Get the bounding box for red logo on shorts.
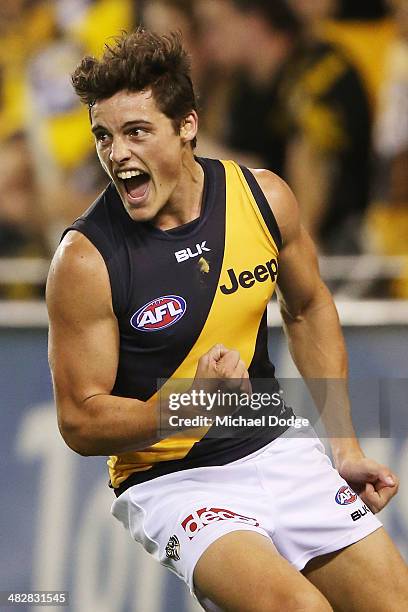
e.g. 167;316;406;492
181;507;259;539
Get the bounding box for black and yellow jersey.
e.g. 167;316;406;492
64;158;291;493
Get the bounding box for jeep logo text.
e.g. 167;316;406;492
220;258;278;295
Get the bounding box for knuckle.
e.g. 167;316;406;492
198;354;209;369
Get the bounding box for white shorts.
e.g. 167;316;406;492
111;426;382;610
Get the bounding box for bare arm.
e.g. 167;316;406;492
251;169;361;463
250;169;399;511
47;231;163;456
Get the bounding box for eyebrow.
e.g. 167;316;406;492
91;120;153;135
91;125;105;135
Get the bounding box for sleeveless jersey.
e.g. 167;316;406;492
63;158;292;494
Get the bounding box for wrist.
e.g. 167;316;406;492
330;438;365;470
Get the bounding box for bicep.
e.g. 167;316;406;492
249;167;331;317
250;168;326;316
276;224;327;319
46;233;119;417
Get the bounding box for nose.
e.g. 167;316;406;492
109;136;131;164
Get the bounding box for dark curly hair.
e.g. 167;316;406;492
71;28;198;146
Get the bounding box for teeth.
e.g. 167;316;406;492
117;169;144;180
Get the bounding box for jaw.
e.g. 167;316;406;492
114;168;183;224
110;152;201;224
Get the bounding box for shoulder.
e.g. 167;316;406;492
49;230;106;281
248;168;300;248
46;230;112;319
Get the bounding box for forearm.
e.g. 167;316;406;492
58;387;217;456
280;286;363;465
58;393;164;456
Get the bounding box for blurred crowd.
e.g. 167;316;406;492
0;0;407;298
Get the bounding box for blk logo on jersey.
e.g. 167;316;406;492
130;295;187;332
174;241;211;263
335;485;358;505
181;507;259;540
220;258;278;295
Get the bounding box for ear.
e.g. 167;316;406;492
180;111;198;143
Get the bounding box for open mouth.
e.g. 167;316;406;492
118;170;151;203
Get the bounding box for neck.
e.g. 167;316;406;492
154;150;204;231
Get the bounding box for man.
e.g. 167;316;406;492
46;29;408;611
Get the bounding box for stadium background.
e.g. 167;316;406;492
0;1;407;611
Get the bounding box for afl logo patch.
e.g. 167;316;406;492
130;295;187;332
335;485;357;505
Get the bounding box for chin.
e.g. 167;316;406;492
125;204;157;223
126;208;151;222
